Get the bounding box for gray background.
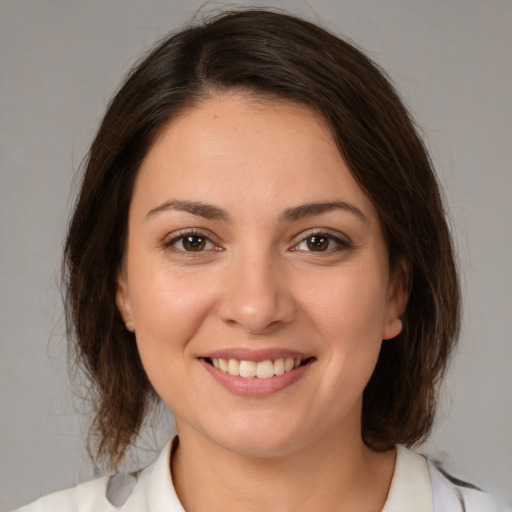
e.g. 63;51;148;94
1;0;510;509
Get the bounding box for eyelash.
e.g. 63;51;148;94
164;229;221;256
164;229;351;257
291;231;351;254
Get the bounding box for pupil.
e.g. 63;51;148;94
307;236;328;251
184;236;205;251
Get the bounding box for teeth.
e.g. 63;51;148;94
256;359;274;379
239;360;257;378
209;357;304;379
227;358;240;375
274;358;285;375
219;358;229;372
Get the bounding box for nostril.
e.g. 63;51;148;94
216;275;296;334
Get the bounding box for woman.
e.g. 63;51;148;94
15;9;509;512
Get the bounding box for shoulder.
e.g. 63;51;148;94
12;455;157;512
13;475;111;512
12;439;181;512
427;457;511;512
388;446;510;512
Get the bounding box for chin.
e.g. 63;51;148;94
204;413;309;459
219;433;301;459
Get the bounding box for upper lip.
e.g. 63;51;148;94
199;348;313;362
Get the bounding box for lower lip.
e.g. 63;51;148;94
199;359;312;397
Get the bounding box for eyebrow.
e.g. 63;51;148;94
146;200;230;221
281;201;368;223
145;199;367;224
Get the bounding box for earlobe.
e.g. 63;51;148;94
382;317;403;340
383;259;410;340
116;270;135;331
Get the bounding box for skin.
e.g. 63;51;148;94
116;94;407;511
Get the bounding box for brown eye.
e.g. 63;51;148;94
181;235;207;251
306;235;330;251
292;232;349;254
166;230;220;255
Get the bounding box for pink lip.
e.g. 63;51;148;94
199;357;314;397
199;348;312;362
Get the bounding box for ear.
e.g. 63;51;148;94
116;268;135;332
382;259;410;340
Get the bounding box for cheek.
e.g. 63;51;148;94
129;266;220;407
293;264;389;426
300;264;389;347
128;259;218;358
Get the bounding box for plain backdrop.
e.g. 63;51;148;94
1;0;511;509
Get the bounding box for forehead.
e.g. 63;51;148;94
132;93;379;225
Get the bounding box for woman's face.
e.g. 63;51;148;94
116;94;404;457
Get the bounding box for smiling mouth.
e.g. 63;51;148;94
203;357;312;379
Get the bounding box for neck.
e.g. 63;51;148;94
171;423;396;512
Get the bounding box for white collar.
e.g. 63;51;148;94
382;445;433;512
146;436;184;512
140;439;433;512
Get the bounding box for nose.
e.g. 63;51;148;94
216;252;296;334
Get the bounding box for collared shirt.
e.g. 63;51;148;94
382;445;433;511
14;438;509;511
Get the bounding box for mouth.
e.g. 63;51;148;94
202;356;312;379
199;352;315;397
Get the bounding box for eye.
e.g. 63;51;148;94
303;235;331;251
165;231;217;253
292;232;349;253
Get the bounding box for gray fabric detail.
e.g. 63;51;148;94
434;464;481;491
106;472;138;507
428;459;464;511
454;486;467;512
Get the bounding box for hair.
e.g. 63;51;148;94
63;9;460;469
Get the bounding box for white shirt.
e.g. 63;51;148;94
14;439;509;511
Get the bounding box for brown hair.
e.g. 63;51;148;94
63;9;460;468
